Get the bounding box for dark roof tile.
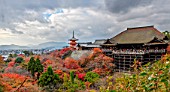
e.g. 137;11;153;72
110;26;165;44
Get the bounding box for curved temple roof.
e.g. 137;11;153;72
110;26;165;44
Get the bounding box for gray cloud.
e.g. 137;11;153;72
0;0;170;45
104;0;153;13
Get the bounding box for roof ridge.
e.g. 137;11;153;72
127;25;154;30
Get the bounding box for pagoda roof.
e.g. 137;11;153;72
69;31;78;41
69;37;78;41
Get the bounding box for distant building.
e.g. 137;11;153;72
77;39;106;50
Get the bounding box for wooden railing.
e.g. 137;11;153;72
102;49;166;54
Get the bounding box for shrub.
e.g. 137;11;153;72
84;72;99;83
59;73;86;92
77;73;86;81
0;84;3;92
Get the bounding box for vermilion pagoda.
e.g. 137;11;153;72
69;31;78;49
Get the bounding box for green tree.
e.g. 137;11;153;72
28;57;43;79
29;51;34;56
13;54;17;58
38;66;60;89
15;57;24;63
8;54;13;58
70;71;74;84
28;57;36;78
163;31;170;39
35;58;43;79
23;50;30;57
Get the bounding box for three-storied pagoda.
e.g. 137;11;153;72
69;31;78;50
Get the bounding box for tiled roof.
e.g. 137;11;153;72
110;26;165;44
93;39;106;45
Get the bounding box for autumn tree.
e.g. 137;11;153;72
0;55;5;72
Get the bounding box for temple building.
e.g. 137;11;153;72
73;25;169;72
101;25;169;72
69;31;78;50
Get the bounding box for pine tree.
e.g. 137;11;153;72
35;58;43;79
28;57;43;79
38;66;60;89
28;57;36;78
70;71;74;83
15;57;24;63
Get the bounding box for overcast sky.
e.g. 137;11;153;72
0;0;170;45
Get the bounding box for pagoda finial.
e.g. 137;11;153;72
72;30;75;38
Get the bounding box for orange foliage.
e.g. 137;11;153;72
92;68;103;75
1;81;13;91
0;55;4;69
64;58;80;69
0;55;3;62
54;69;63;75
78;48;115;75
103;55;114;61
167;45;170;53
76;68;84;73
93;68;111;76
88;48;103;59
24;57;31;63
8;61;15;67
93;48;102;53
0;73;34;92
50;50;60;57
43;59;52;65
2;73;26;82
50;48;71;58
59;48;71;55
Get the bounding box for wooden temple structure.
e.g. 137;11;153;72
77;25;169;72
101;26;169;72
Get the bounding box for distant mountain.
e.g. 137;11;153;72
0;44;30;50
0;42;68;50
32;41;68;49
